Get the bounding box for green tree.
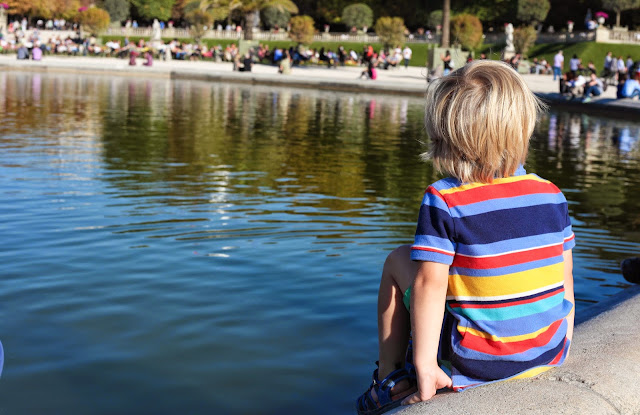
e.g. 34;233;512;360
602;0;640;27
262;5;290;29
513;24;537;56
450;13;483;51
341;3;373;30
374;16;406;49
98;0;130;23
289;14;314;44
224;0;299;40
517;0;550;26
184;0;228;41
427;10;442;30
131;0;176;21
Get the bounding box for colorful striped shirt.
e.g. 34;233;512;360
410;166;575;391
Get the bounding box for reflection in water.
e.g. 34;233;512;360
0;72;639;414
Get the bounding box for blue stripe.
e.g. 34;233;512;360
449;255;564;277
411;248;455;265
451;301;572;337
422;189;450;211
449;193;567;218
450;333;566;381
450;292;565;322
455;231;566;257
450;319;567;365
413;234;455;252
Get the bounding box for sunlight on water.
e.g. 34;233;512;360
0;72;639;414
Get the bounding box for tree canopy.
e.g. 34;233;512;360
516;0;550;25
601;0;640;27
374;16;405;48
341;3;373;30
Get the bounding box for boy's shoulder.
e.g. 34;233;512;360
426;172;564;196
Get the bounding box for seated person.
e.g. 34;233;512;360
617;73;628;98
143;51;153;66
619;73;640;99
238;53;253;72
17;45;29;60
582;72;603;102
31;46;42;61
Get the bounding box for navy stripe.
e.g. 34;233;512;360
415;204;455;239
448;286;563;307
451;338;565;381
453;203;567;245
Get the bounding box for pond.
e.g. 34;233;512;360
0;72;639;414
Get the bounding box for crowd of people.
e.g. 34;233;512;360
552;49;640;102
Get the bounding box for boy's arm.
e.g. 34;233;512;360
402;261;452;405
564;250;575;346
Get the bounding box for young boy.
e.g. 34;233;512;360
356;60;575;414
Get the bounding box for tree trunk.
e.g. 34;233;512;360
243;10;260;40
442;0;450;47
616;11;621;27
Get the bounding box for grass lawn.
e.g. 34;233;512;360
100;35;435;67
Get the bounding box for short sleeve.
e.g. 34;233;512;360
411;186;456;265
562;203;576;251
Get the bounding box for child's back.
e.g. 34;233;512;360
413;170;574;389
356;60;575;415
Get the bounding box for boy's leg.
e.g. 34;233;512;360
377;244;418;380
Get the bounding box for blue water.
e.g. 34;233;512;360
0;72;639;414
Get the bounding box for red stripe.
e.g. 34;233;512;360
425;186;446;202
452;244;563;269
449;287;564;309
443;180;559;207
549;339;566;365
412;246;455;257
460;319;563;356
564;234;575;242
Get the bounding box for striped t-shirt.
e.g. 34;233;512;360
410;166;575;391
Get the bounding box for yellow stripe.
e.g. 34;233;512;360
510;365;552;380
461;321;555;343
438;175;549;195
448;262;564;298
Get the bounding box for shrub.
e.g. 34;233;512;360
289;15;315;45
428;10;442;30
517;0;550;25
450;14;483;51
262;6;291;30
374;17;406;49
79;7;111;34
513;25;537;56
341;3;373;30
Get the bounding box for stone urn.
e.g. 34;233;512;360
597;16;605;25
567;22;574;33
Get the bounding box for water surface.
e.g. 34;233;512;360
0;72;639;414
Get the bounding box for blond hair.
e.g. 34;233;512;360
423;60;545;183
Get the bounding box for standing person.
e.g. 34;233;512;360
355;60;575;414
402;45;412;69
626;55;634;74
569;54;581;76
553;50;564;81
442;50;453;76
603;51;613;77
617;55;626;77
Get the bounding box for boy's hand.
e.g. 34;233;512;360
401;365;452;405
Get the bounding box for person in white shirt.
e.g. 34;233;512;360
403;46;412;69
617;55;627;75
553;50;564;81
569;54;581;75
